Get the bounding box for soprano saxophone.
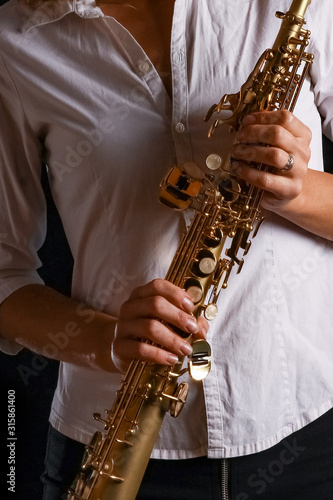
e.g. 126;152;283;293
68;1;313;498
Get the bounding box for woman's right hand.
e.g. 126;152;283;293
111;279;209;372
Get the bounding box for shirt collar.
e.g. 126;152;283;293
22;0;103;32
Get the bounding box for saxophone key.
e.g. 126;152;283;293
81;432;103;469
243;240;252;256
135;382;153;400
236;259;245;274
168;368;188;378
160;392;181;402
98;460;125;482
213;259;234;296
184;278;204;304
198;256;216;275
108;474;125;483
275;11;286;19
204;103;219;122
67;471;91;499
188;340;211;380
202;227;223;248
204;303;218;321
159;166;202;210
218;177;241;202
206;153;223;171
169;382;189;418
93;413;109;429
125;426;138;437
73;472;86;494
116;438;134;447
192;249;217;277
252;216;265;238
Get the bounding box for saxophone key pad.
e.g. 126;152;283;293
184;278;204;304
206;153;223;171
204;303;219;321
193;249;217;277
198;256;216;275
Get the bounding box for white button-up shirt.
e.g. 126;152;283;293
1;0;333;459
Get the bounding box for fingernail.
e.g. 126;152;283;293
166;353;179;365
186;318;199;333
180;342;193;356
182;296;194;312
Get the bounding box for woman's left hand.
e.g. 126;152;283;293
230;109;312;212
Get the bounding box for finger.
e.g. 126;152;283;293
236;112;312;162
114;337;180;366
120;294;199;335
112;317;209;369
240;110;312;141
129;279;195;313
231;143;294;173
230;161;303;203
113;315;209;368
115;316;194;357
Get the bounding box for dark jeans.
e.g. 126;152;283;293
42;409;333;500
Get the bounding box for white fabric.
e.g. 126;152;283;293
1;0;333;459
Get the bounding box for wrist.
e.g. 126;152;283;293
110;322;130;373
93;313;120;373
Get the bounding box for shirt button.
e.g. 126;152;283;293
138;60;150;74
175;122;185;134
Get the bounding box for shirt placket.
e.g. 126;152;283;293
170;0;195;229
171;0;192;166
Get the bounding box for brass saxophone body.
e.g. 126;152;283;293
68;1;313;498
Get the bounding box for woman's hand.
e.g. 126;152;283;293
230;109;312;212
111;279;209;372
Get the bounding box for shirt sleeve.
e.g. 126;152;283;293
0;54;47;354
308;1;333;140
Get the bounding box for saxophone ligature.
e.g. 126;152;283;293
68;1;313;498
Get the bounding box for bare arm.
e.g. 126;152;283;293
0;281;208;372
0;284;118;372
269;168;333;241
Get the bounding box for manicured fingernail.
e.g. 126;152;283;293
166;353;179;365
187;318;199;333
180;342;193;356
182;296;194;312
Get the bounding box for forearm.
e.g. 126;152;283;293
272;169;333;241
0;284;118;372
